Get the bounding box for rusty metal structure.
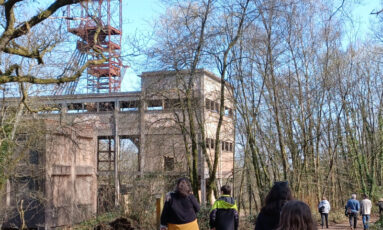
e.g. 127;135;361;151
55;0;124;95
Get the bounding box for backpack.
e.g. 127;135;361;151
347;207;352;214
319;206;325;213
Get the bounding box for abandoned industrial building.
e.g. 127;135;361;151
0;69;235;229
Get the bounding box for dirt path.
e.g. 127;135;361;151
318;216;379;230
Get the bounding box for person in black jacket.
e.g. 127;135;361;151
160;177;200;230
209;185;239;230
254;181;293;230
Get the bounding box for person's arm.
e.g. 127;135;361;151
190;195;200;213
328;201;331;211
210;208;217;229
234;209;239;230
160;198;171;229
254;212;263;230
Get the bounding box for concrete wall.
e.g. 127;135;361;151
1;69;235;228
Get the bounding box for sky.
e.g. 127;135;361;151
119;0;383;92
121;0;162;92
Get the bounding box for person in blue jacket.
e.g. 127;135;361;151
346;194;360;230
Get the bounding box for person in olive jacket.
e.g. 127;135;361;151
254;181;294;230
209;185;239;230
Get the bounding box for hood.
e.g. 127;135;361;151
211;195;238;210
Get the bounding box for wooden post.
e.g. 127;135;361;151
156;195;163;229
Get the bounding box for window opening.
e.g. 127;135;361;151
120;100;139;111
164;156;174;171
98;136;115;171
147;100;163;110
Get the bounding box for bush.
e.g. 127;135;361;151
197;205;211;229
371;216;383;230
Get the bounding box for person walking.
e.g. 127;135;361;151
378;198;383;216
276;200;317;230
160;177;200;230
209;185;239;230
254;181;293;230
360;194;372;230
346;194;360;230
318;196;331;229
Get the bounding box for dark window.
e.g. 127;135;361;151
205;138;210;148
164;156;174;171
84;102;97;112
16;133;27;142
147;100;163;110
165;99;182;109
28;178;41;191
29;150;39;164
67;103;84;113
120;100;140;111
211;139;215;149
98;136;115;171
205;99;211;110
99;102;115;111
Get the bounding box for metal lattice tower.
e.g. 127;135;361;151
66;0;123;94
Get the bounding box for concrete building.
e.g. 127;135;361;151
1;69;235;229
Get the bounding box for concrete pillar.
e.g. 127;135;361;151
114;107;120;207
139;97;146;175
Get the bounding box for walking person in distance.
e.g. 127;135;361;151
360;194;372;230
346;194;360;230
318;196;331;229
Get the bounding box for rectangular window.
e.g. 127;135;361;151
205;99;211;110
211;138;215;149
164;156;174;171
99;102;115;112
67;103;85;113
147;100;163;110
165;99;182;109
120;100;140;111
98;136;115;171
29;150;39;164
84;102;97;112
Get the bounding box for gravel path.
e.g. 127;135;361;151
318;216;378;230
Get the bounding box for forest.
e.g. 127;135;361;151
0;0;383;229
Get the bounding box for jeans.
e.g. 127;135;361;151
362;215;370;229
321;213;328;228
349;213;358;228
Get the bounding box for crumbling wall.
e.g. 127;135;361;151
44;118;97;228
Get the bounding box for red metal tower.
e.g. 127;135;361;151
66;0;123;94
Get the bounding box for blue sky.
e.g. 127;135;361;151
120;0;383;92
121;0;161;92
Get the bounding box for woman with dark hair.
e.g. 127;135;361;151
255;181;293;230
276;200;317;230
160;177;200;230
